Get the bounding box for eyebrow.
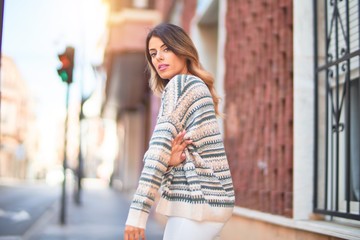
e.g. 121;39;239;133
149;43;166;52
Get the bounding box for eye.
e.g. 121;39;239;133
150;52;156;58
163;47;169;52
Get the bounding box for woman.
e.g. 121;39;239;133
124;23;235;240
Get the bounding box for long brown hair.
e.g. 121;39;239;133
145;23;221;116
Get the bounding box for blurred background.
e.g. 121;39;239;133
1;0;360;240
2;0;109;187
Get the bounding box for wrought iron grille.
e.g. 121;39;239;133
314;0;360;221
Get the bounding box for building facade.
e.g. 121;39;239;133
0;56;38;179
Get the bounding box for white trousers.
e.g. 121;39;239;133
163;217;224;240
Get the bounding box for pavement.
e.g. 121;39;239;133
22;179;165;240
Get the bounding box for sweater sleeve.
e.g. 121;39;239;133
125;77;183;229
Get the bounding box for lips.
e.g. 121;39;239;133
158;64;169;71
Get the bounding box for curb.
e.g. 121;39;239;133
22;201;59;240
0;237;23;240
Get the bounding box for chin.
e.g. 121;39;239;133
159;72;175;80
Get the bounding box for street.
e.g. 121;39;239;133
0;180;59;238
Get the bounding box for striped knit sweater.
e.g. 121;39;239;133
126;74;235;229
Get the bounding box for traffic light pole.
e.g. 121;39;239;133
57;45;75;224
74;97;84;205
60;82;70;225
0;0;5;134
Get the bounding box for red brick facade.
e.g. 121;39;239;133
224;0;294;217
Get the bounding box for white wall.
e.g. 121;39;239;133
190;0;226;134
293;0;315;220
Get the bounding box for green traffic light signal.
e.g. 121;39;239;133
58;69;69;82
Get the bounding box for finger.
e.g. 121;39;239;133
125;232;131;240
178;130;186;139
131;232;136;240
180;139;192;148
137;229;143;240
125;226;136;240
178;130;186;137
127;231;133;240
124;227;130;240
134;229;140;240
174;131;185;143
173;135;180;145
140;229;146;240
134;232;138;240
180;152;186;161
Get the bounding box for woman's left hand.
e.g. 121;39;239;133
169;130;192;166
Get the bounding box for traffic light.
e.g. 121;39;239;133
57;47;75;84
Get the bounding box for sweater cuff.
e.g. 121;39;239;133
125;208;149;229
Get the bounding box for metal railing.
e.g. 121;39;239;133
314;0;360;221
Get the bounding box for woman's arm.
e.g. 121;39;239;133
125;76;185;230
125;116;178;228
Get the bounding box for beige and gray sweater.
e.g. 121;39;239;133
126;74;235;229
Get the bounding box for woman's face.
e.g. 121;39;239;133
148;36;188;80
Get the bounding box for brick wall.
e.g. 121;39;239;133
224;0;294;217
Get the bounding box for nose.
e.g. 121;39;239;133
156;51;164;61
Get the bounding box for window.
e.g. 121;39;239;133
314;0;360;220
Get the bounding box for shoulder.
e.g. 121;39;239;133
166;74;206;89
175;75;208;94
162;75;211;106
163;75;184;97
184;75;206;88
182;75;210;98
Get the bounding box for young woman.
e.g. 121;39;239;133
124;23;235;240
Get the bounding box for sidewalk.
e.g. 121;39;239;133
24;179;165;240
